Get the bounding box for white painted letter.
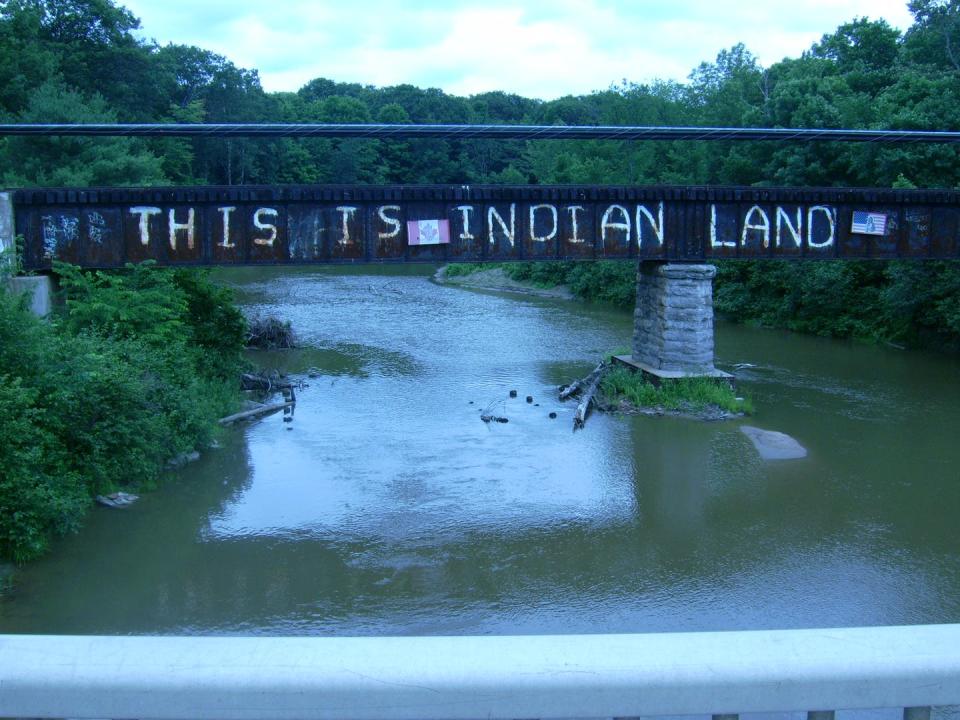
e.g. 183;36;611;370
168;208;196;251
636;202;664;248
529;204;558;243
567;206;586;244
253;208;278;246
455;205;475;241
710;204;737;248
336;206;358;246
601;205;631;248
218;206;236;248
129;206;160;246
776;206;802;248
377;205;401;239
807;206;836;248
741;205;771;248
488;204;516;247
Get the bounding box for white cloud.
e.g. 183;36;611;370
123;0;917;98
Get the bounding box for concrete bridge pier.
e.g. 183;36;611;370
617;261;732;383
1;191;54;317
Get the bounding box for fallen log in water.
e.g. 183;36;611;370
241;372;295;392
218;401;294;426
559;362;604;401
574;367;605;430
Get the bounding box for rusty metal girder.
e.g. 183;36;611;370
10;184;960;269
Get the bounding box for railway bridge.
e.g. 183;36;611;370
4;181;959;379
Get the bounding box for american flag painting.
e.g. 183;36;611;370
851;211;888;236
407;219;450;245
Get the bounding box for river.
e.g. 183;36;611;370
2;265;959;637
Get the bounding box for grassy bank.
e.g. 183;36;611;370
600;366;752;417
0;262;247;563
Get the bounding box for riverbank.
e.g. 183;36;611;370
438;260;960;352
0;263;247;563
434;265;574;300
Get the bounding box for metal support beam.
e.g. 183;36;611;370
2;123;960;143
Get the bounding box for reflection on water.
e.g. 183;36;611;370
2;265;959;637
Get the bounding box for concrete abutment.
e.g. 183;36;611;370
1;190;54;317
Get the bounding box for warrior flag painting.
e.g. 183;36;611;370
851;211;888;236
407;219;450;245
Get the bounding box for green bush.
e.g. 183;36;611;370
502;261;575;288
713;259;960;348
0;263;246;562
0;375;86;562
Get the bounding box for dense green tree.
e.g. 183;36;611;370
0;80;164;186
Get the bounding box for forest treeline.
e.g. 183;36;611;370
3;0;960;346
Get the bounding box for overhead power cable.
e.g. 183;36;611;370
0;123;957;143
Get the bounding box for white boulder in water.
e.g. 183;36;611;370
740;426;807;460
95;492;140;508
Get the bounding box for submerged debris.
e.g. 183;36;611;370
166;450;200;469
241;370;306;393
96;492;139;509
245;315;296;349
740;426;807;460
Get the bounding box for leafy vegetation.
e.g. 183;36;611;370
0;263;245;562
600;366;752;416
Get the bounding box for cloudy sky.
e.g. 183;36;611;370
123;1;916;99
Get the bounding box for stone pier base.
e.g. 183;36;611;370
620;262;732;383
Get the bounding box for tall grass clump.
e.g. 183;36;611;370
600;366;752;415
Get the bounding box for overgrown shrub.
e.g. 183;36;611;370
0;263;246;562
713;259;960;348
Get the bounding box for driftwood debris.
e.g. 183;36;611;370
559;362;604;401
559;361;607;430
218;401;294;426
574;369;605;430
245;316;295;349
242;372;291;393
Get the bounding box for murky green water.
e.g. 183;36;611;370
2;266;959;636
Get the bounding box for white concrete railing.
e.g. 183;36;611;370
1;625;959;720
